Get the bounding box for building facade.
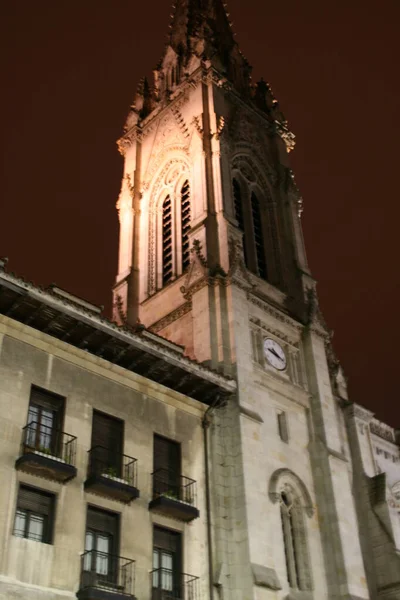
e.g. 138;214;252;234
0;1;399;600
0;265;234;600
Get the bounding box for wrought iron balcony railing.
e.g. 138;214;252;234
21;420;76;463
152;469;197;506
84;446;139;503
87;446;137;485
149;469;199;521
15;421;77;482
78;550;135;600
151;569;199;600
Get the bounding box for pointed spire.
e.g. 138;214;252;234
169;0;235;57
163;0;252;92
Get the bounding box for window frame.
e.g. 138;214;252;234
13;484;55;544
26;386;65;456
84;505;120;578
152;525;182;594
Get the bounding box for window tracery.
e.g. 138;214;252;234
148;160;191;294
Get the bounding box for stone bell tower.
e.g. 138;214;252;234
113;2;372;599
113;0;307;370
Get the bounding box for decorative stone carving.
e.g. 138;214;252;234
269;468;314;518
228;236;254;292
192;115;204;137
275;120;296;153
391;481;400;502
306;286;330;339
180;240;209;300
149;301;192;333
370;419;396;443
146;157;190;294
214;116;226;140
170;105;190;140
0;257;9;271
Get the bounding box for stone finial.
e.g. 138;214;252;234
0;257;9;271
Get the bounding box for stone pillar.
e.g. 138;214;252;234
303;324;370;600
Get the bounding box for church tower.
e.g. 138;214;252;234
113;2;371;599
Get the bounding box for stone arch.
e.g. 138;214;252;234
269;468;314;593
268;468;314;517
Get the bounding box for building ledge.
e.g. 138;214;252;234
15;452;77;483
149;495;199;522
84;475;139;504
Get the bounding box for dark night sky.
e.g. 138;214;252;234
1;1;399;424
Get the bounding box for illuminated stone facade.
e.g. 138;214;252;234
112;1;400;599
0;2;399;600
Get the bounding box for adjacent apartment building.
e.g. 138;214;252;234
0;265;235;600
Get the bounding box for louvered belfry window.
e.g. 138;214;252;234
162;195;173;285
233;179;248;267
251;192;268;280
181;180;191;272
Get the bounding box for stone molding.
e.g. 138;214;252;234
149;301;192;334
269;468;314;517
239;405;264;424
345;403;375;423
251;563;281;590
246;293;303;333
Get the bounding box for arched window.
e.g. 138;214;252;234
233;179;248;267
251;192;268;280
269;469;313;592
280;490;302;589
162;195;173;285
181;180;191;272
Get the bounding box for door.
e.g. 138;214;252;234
152;527;182;599
26;388;64;456
153;435;181;499
91;411;124;478
84;507;119;585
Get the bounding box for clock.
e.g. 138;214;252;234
263;338;287;371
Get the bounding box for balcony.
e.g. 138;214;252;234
151;570;199;600
84;446;139;504
148;469;199;522
15;421;77;482
77;550;136;600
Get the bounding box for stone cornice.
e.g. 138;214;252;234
345;402;375;423
247;292;304;333
0;269;236;394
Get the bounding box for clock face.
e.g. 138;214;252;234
263;338;287;371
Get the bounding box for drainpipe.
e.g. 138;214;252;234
202;394;221;600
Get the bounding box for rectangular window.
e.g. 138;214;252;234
26;387;65;456
84;506;119;580
152;526;182;595
277;411;289;443
13;485;55;544
153;435;181;498
91;411;124;477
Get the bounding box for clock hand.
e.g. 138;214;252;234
269;348;282;360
